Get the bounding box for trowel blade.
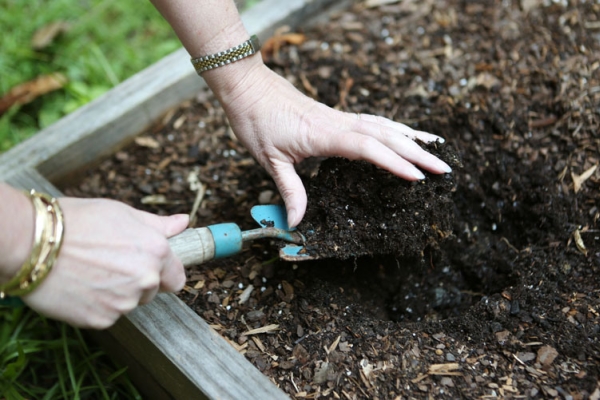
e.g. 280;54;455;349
279;244;317;262
250;204;290;230
250;205;316;261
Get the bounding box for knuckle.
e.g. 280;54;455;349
85;313;117;330
114;298;138;315
355;135;378;154
148;237;171;260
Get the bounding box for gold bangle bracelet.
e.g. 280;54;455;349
21;194;65;295
0;191;47;294
0;190;65;298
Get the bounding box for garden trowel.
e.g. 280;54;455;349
169;204;315;266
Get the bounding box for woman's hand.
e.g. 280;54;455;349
22;198;188;329
214;64;452;227
148;0;452;227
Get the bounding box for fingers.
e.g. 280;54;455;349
156;214;188;292
132;210;189;294
158;250;186;293
354;113;445;144
137;240;185;302
321;133;428;180
138;212;190;237
344;113;452;175
269;161;308;228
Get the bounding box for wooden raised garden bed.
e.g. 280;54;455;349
3;0;600;399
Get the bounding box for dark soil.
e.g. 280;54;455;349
299;142;460;260
64;0;600;398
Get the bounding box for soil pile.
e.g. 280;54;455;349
299;143;461;260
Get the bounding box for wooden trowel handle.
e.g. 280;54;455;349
168;223;244;266
168;227;216;267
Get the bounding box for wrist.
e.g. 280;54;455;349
201;53;268;106
0;185;35;282
189;22;267;105
189;20;250;61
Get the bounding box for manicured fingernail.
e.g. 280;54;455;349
440;161;452;173
287;209;297;228
414;169;426;180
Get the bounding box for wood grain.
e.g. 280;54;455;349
122;293;289;399
169;228;216;266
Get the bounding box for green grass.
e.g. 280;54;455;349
1;307;142;399
0;0;180;152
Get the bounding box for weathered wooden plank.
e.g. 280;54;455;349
118;294;288;399
4;168;62;197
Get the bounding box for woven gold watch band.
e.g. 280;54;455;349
191;35;261;75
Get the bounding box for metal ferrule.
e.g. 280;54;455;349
241;227;305;244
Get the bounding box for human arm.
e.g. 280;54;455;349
0;182;188;329
150;0;453;227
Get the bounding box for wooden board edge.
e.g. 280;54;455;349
121;294;289;399
4;168;63;196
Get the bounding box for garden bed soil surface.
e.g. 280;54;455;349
64;0;600;398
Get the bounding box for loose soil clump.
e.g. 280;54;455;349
299;143;460;260
65;0;599;398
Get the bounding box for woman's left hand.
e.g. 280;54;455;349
213;64;452;227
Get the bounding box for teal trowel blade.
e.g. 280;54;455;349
279;244;316;261
251;205;315;261
250;204;291;230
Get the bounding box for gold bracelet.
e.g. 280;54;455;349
0;192;47;292
17;192;64;295
0;190;65;298
190;35;261;75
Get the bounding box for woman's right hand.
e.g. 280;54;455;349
22;198;189;329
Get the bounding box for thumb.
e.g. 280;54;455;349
138;212;190;238
270;163;307;228
163;214;190;238
142;213;188;292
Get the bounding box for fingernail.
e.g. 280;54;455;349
440;162;452;173
287;209;297;228
437;137;446;144
414;169;426;180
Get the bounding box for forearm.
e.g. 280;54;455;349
149;0;266;101
0;183;34;282
150;0;248;57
